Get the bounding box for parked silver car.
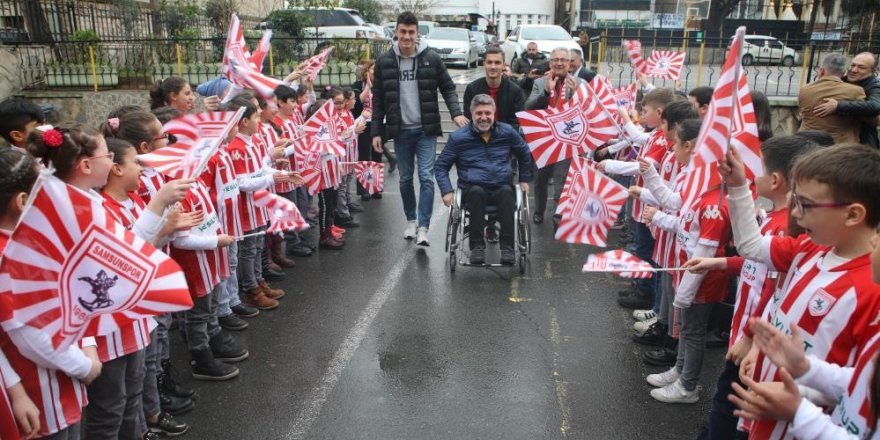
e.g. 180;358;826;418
425;27;479;68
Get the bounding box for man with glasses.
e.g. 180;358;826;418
525;47;585;225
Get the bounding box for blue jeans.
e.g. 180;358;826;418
394;128;437;228
697;359;749;440
218;241;240;317
632;221;658;299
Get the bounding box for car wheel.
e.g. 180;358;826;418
741;54;754;66
782;55;794;67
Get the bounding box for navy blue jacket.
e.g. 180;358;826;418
435;122;533;195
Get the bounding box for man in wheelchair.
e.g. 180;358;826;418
435;94;533;265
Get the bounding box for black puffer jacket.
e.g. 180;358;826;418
370;40;463;139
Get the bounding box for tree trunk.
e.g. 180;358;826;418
149;0;164;37
704;0;742;32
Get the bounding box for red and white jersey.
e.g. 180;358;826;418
169;182;229;297
631;129;667;223
93;192;155;362
0;231;88;437
227;134;269;232
729;209;788;350
335;109;357;176
651;149;683;268
200;150;243;237
831;330;880;439
675;186;731;303
137;167;166;205
261;121;294;194
750;236;880;440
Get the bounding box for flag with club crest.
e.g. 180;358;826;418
613;82;638;111
517;83;618;168
304;47;333;83
0;172;192;351
582;250;654;279
587;75;627;128
647;50;686;80
689;27;761;201
555;155;596;216
554;159;628;246
303;100;348;156
252;190;309;234
354;161;385;194
222;14;284;100
138;109;245;180
624;40;647;75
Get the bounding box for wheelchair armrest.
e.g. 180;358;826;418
455;188;462;209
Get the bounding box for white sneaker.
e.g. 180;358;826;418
633;309;657;321
633;316;658;333
646;367;680;388
403;221;417;239
650;379;699;404
416;227;429;246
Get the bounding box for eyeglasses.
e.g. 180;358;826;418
152;132;177;144
792;192;850;214
91;151;115;161
550;58;570;63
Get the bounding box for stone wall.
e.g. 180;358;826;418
0;48;24;99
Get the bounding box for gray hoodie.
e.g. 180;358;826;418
393;38;429;129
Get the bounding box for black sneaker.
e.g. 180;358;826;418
532;213;543;224
190;349;239;381
219;314;248;331
148;411;190;437
470;244;486;265
160;360;196;399
231;303;259;318
617;291;654;309
360;194;371;202
348;203;364;213
632;322;668;346
209;333;249;363
288;243;314;257
371;192;383;199
336;216;360;228
159;387;194;416
643;347;677;367
144;432;161;440
500;246;516;266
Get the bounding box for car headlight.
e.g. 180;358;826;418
452;47;467;53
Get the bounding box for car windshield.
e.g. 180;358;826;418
473;33;485;43
522;27;571;40
428;28;468;40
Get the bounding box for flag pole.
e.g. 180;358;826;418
582;267;690;273
582;82;629;144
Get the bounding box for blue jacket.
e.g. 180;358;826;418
435;122;533;195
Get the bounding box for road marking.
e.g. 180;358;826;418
285;211;443;440
544;260;553;279
549;307;571;436
508;277;533;302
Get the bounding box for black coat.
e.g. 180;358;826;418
839;75;880;148
370;47;463;140
462;77;524;132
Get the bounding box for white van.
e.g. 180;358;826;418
739;35;800;66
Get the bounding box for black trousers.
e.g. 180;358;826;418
318;187;338;233
464;184;515;248
534;158;570;216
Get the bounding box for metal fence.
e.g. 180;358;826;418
0;0;262;42
584;32;879;98
12;37;389;91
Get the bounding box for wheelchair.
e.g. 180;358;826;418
444;186;531;273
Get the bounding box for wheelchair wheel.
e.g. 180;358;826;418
518;253;526;274
450;249;457;272
445;206;454;252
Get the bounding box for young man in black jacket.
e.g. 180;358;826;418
371;11;468;246
462;47;524;132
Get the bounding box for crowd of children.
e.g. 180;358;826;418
592;74;880;439
0;58;382;439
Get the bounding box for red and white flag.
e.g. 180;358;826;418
362;79;373;113
582;250;654;279
252;190;309;234
613;82;638;111
304;47;333;83
354;161;384;194
554;158;628;246
300;167;323;196
555;155;595;216
138;109;245;179
647;50;686;80
587;75;626;128
0;172;192;350
624;40;647;75
303;100;347;156
517;83;618;168
222;14;284;100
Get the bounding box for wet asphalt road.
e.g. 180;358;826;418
171;167;726;439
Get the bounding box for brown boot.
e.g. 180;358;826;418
259;279;286;300
264;238;284;272
270;236;296;268
243;287;279;310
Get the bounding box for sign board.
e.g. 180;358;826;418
653;13;684;29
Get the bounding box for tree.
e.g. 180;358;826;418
205;0;241;36
392;0;438;17
704;0;742;31
288;0;340;7
343;0;384;23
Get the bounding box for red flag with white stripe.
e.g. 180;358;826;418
582;250;654;279
517;83;618;168
138;109;244;179
304;47;333;83
624;40;647;75
0;172;192;350
303;100;347;156
300;167;323;196
689;26;761;193
354;161;385;194
554;158;628;246
647;50;686;80
252;190;309;234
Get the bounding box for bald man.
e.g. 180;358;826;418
813;52;880;148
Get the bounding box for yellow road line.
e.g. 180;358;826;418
549;307;571;436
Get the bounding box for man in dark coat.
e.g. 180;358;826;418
462;47;524;132
812;52;880;148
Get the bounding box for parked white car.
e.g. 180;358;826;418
739;35;800;66
500;25;581;65
425;27;479;68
